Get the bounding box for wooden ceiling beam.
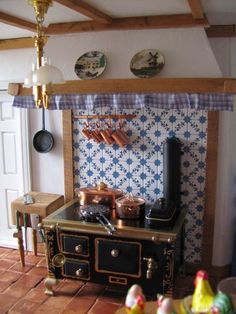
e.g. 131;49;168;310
0;37;35;50
187;0;205;19
206;25;236;38
0;37;48;51
46;14;209;35
8;78;236;96
54;0;112;24
0;11;36;32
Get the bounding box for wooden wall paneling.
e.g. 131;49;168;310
62;110;74;202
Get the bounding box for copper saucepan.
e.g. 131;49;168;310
115;194;145;220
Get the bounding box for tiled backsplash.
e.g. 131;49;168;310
73;106;208;263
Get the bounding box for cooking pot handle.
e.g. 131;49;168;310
96;213;116;235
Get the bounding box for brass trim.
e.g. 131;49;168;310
60;232;89;257
163;247;175;297
52;253;66;267
109;276;127;285
95;237;141;278
62;257;90;281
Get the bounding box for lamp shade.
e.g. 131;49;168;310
32;64;65;86
24;70;34;88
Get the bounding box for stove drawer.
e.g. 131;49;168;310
95;238;141;278
61;234;89;256
63;258;89;280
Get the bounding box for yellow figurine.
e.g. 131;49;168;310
191;270;214;314
125;284;146;314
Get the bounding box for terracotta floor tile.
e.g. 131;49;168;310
87;300;121;314
0;258;16;269
27;266;48;277
36;257;47;268
13;273;43;288
34;304;62;314
0;247;13;257
37;294;73;312
8;298;40;313
55;279;84;296
35;279;47;290
5;250;21;261
23;287;49;303
76;282;106;299
24;254;43;265
0;293;19;312
9;262;34;273
98;288;126;304
0;280;12;292
0;270;22;283
3;285;31;299
62;297;95;314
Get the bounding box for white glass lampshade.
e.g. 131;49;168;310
24;71;33;88
32;64;65;86
24;63;36;88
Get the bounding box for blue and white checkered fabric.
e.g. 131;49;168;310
13;92;234;111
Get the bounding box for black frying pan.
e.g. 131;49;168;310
33;108;54;153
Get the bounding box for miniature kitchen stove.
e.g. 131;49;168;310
42;198;186;296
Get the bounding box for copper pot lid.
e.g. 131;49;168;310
75;182;123;196
116;194;145;206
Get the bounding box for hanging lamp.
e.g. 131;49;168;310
24;0;64;109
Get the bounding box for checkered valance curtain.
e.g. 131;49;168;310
13;93;234;110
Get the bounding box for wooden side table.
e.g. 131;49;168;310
11;191;64;267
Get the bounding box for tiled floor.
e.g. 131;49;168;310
0;247;196;314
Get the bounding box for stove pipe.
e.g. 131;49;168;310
163;137;181;208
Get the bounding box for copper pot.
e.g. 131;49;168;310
115;194;145;220
76;182;123;210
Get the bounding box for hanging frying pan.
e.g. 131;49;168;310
33;107;54;153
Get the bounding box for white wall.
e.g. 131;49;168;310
209;38;236;266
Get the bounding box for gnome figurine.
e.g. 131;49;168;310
125;284;146;314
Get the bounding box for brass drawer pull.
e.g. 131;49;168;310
111;249;119;257
75;268;84;277
75;244;83;253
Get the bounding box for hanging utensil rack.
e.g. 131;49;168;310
73;114;136;120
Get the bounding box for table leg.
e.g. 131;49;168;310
13;228;25;267
32;229;38;256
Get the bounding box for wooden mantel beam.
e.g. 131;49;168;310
8;78;236;97
46;14;209;35
54;0;112;24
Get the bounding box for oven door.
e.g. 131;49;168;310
95;238;141;278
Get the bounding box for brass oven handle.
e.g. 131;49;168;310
75;268;84;277
111;249;119;257
75;244;83;253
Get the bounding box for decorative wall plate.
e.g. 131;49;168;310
130;49;165;78
74;51;107;80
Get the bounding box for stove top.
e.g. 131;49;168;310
43;199;187;241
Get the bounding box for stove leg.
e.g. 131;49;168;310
44;277;58;296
